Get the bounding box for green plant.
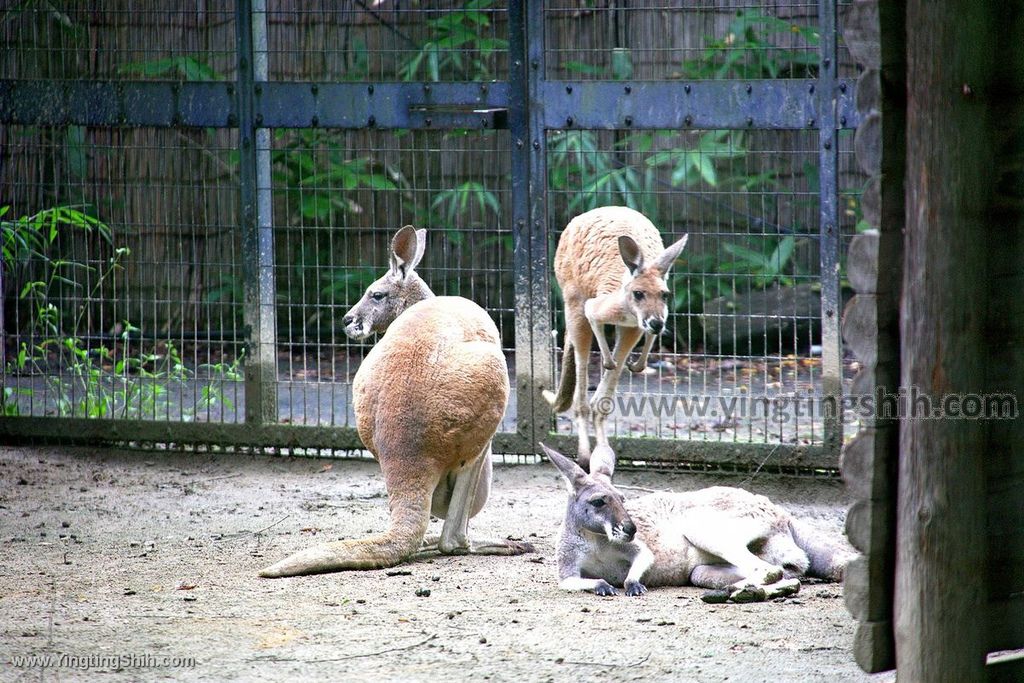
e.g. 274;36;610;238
272;130;397;226
193;351;245;417
2;203;118;417
680;10;820;80
719;236;801;289
117;56;224;81
399;0;506;81
547;130;659;220
1;204;240;420
670;252;734;314
562;47;634;80
2;204;114;334
645;130;749;188
429;180;502;245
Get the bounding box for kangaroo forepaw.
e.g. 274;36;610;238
593;579;618;596
624;580;647;597
728;583;768;603
602;356;617;370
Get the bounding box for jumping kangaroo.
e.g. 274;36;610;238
540;443;853;601
543;206;688;469
259;227;531;577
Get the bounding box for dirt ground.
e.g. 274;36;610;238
1;445;895;683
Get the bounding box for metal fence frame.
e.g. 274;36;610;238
0;1;857;468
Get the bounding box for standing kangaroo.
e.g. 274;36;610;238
260;227;531;577
543;206;688;469
540;443;853;601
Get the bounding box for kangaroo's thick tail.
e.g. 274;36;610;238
788;519;858;582
542;339;575;414
259;484;431;578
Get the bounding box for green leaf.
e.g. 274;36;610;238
697;155;717;186
300;195;333;220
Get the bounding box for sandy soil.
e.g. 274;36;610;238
0;445;894;683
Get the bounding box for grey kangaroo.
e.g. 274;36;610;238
540;443;854;601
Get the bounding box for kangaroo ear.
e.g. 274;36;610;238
618;236;644;275
390;225;425;280
651;234;688;275
539;442;589;491
589;444;616;482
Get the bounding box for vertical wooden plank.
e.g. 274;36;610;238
896;1;994;679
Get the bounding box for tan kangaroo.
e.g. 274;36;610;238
260;226;532;577
540;443;854;601
544;206;688;469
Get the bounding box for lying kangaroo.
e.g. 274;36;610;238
543;206;688;469
540;443;853;601
260;227;531;577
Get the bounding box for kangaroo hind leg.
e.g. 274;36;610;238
435;441;533;557
591;326;644;450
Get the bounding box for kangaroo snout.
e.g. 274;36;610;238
343;313;367;340
644;318;664;334
621;519;637;541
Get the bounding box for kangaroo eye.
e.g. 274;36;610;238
632;291;644;301
590;498;606;509
371;291;387;301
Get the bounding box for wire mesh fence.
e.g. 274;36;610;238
544;2;822;81
1;1;865;468
545;127;854;449
0;1;237;81
268;127;514;430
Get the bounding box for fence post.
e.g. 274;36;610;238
236;0;278;426
817;0;843;456
508;0;553;453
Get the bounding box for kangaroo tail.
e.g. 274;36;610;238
259;479;432;578
542;338;575;414
788;519;857;582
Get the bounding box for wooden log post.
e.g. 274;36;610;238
838;0;902;674
895;1;995;679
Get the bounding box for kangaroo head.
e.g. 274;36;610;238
618;233;689;335
343;225;433;340
540;443;636;543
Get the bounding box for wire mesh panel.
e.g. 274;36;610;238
268;127;514;431
0;2;236;81
544;1;821;81
546;127;834;449
1;125;244;423
265;1;509;82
